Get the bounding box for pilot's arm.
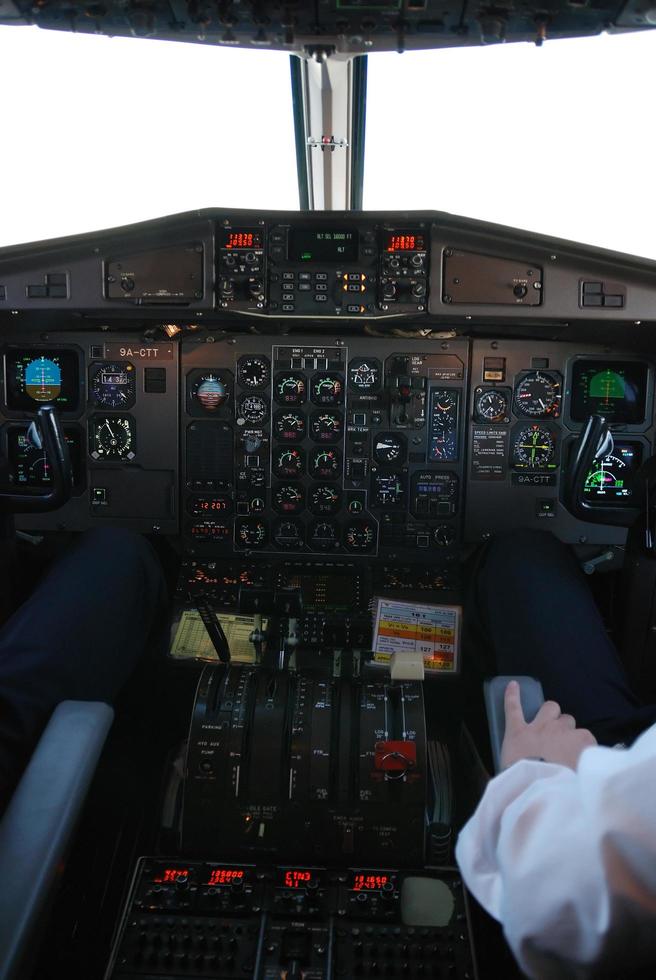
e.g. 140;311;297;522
455;682;656;978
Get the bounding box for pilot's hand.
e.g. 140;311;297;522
500;680;597;771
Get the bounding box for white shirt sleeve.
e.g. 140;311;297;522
455;723;656;979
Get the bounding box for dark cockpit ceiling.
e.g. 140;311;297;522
2;0;653;52
0;207;653;582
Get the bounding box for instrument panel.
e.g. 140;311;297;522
0;333;652;560
182;337;468;563
0;210;654;556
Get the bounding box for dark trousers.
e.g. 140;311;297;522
469;529;656;746
0;527;167;802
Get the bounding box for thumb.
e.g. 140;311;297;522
504;680;526;734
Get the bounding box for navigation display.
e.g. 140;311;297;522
570;360;648;423
289;229;358;262
583;441;642;505
7;425;83;489
5;349;80;412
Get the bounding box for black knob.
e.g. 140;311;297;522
382;282;397;300
513;283;528;298
245;251;256;264
224;254;236;267
411;253;424;268
411;282;426;298
389;257;401;270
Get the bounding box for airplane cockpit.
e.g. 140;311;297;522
0;3;655;979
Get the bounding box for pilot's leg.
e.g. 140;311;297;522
0;527;167;803
469;528;656;745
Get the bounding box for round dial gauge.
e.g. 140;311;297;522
310;485;341;515
373;433;405;465
310;412;343;442
238;394;268;423
90;361;136;409
512;425;556;468
273;520;304;550
372;472;406;508
274;485;305;514
274;373;306;405
474;388;509;423
515;372;561;417
236;519;268;548
191;373;229;412
274;447;304;478
434;524;456;547
311;373;344;406
310;448;341;480
309;521;339;551
89;415;135;460
274;411;306;442
349;359;381;391
237;356;270;389
344;521;376;552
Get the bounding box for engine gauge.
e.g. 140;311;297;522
274;484;305;514
373;433;406;465
372;472;406;508
238;394;268;423
344;520;376;552
273;520;304;549
349;358;381;391
274;411;305;442
274;447;305;478
512;424;557;469
90;361;136;409
310;484;341;515
89;415;136;460
309;521;339;551
310;448;341;480
514;371;561;418
473;387;510;424
190;373;230;412
236;519;268;548
274;372;306;405
311;373;344;406
237;356;270;389
310;411;343;442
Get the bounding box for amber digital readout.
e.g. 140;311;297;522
385;232;425;252
223;230;262;249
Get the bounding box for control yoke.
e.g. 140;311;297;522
0;405;73;513
565;414;639;527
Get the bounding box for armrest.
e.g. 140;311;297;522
483;675;545;774
0;700;114;980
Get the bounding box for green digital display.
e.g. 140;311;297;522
570;360;647;423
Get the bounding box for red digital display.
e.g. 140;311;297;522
224;231;262;250
386;233;425;252
281;869;315;889
153;868;190;884
206;868;245;886
351;873;391;892
190;496;232;516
